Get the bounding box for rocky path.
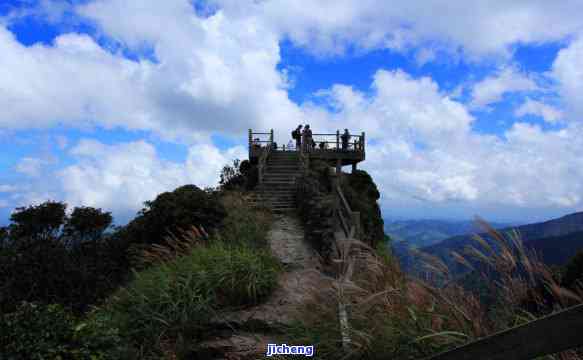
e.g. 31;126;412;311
200;214;325;359
268;214;319;270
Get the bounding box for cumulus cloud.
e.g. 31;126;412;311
15;157;47;177
514;98;563;123
2;0;583;222
0;0;302;141
59;139;245;217
219;0;583;59
470;67;538;109
552;36;583;122
308;69;583;216
0;185;18;193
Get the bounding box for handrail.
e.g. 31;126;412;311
334;183;359;239
249;129;365;155
257;146;271;185
424;303;583;360
336;186;352;214
255;129;274;185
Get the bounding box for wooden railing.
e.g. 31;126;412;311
250;129;274;185
302;131;366;154
327;169;360;239
336;184;361;239
425;303;583;360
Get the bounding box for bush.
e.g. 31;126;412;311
104;239;281;357
0;202;128;314
219;159;259;191
121;185;226;250
296;160;337;261
563;250;583;291
219;191;272;248
342;170;385;248
0;302;127;359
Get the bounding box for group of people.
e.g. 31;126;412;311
288;125;353;152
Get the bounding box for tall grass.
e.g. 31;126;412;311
94;194;281;358
286;218;583;359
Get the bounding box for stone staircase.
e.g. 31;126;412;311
253;151;299;212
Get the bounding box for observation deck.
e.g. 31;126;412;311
248;129;365;172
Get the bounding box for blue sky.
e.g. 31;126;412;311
1;0;583;225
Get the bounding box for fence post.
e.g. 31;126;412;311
248;129;252;159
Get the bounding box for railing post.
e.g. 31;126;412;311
249;129;252;158
270;129;274;148
361;132;365;153
351;211;360;237
336;130;340;151
329;167;339;188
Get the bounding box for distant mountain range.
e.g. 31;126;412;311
392;212;583;273
385;219;514;248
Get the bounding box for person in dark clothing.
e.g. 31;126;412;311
292;125;303;151
303;125;313;152
341;129;350;151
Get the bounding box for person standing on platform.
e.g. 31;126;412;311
303;124;313;152
341;129;350;151
292;125;303;151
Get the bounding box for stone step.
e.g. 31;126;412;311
265;171;299;176
264;174;297;180
255;187;296;192
262;181;296;187
255;195;295;200
266;164;299;168
260;186;296;191
258;193;295;198
267;162;298;167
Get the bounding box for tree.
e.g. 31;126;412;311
0;226;8;247
123;185;226;247
219;159;258;191
63;206;113;244
9;201;67;243
0;202;125;314
562;250;583;290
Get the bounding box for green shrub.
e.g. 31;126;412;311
342;170;385;248
0;302;127;359
104;240;281;356
563;250;583;290
219;191;272;248
0;202;129;314
121;185;227;249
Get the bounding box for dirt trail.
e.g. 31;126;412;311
200;214;326;359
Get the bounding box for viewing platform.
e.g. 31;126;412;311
248;129;366;172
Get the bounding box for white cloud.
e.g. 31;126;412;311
552;36;583;122
308;69;583;216
0;185;18;193
219;0;583;59
2;1;583;222
514;98;563;123
59;139;245;216
470;67;538;109
0;1;302;141
15;157;47;177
